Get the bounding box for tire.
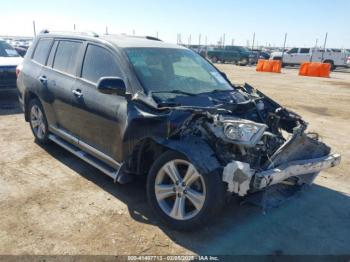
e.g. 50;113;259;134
211;56;218;63
28;98;50;144
324;60;335;71
239;58;248;66
147;150;225;231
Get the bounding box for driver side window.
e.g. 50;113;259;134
81;44;122;83
288;48;298;54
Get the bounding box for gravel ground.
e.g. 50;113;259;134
0;66;349;255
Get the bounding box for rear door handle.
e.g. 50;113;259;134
39;75;47;84
72;89;83;98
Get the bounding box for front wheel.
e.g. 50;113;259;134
147;150;225;231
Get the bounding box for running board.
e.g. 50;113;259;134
48;134;120;182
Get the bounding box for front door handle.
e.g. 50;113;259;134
72;89;83;98
39;75;47;85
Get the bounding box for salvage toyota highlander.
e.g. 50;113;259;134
17;31;341;230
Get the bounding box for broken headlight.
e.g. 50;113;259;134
223;121;267;146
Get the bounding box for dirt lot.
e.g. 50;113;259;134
0;66;349;256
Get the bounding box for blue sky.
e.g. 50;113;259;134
1;0;349;48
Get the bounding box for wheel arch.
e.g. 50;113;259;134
323;59;334;63
323;59;336;70
24;91;40;121
129;136;222;177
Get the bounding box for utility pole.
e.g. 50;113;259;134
310;38;318;62
33;21;36;36
222;33;226;47
74;24;76;31
105;26;108;35
198;34;201;46
281;33;287;61
231;38;234;46
321;32;328;61
251;32;255;50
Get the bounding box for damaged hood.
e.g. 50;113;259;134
164;89;249;108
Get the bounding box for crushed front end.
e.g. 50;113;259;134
169;83;341;199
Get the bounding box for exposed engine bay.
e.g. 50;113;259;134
169;83;307;169
154;83;341;197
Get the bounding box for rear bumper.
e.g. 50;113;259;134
253;153;341;190
0;67;17;89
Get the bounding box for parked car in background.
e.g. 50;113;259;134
248;49;271;64
345;50;350;67
17;31;340;230
14;46;28;57
187;45;208;58
270;47;348;70
207;45;250;65
0;39;23;90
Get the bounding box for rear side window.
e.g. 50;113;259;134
46;41;59;67
53;41;82;75
32;38;52;64
300;48;310;54
81;44;121;83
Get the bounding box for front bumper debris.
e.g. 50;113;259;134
253;153;341;190
223;131;341;197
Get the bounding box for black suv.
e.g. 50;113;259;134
17;31;340;230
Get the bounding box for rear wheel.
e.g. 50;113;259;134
324;60;335;71
147;150;225;230
211;56;218;63
239;58;248;66
28;99;49;144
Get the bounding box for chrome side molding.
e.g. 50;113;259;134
49;125;120;169
48;134;121;181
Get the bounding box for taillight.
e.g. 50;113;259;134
16;63;23;78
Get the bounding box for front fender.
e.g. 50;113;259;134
153;136;221;175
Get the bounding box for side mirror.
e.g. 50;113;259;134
97;77;126;96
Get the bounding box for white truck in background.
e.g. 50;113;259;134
270;47;349;70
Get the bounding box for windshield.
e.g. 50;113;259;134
125;48;232;98
0;41;19;57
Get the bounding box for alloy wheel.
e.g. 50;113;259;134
154;159;206;220
30;104;46;139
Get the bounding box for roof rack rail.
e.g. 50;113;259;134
102;34;162;41
38;30;99;37
145;36;162;41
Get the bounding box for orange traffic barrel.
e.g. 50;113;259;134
299;62;331;78
256;59;281;73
